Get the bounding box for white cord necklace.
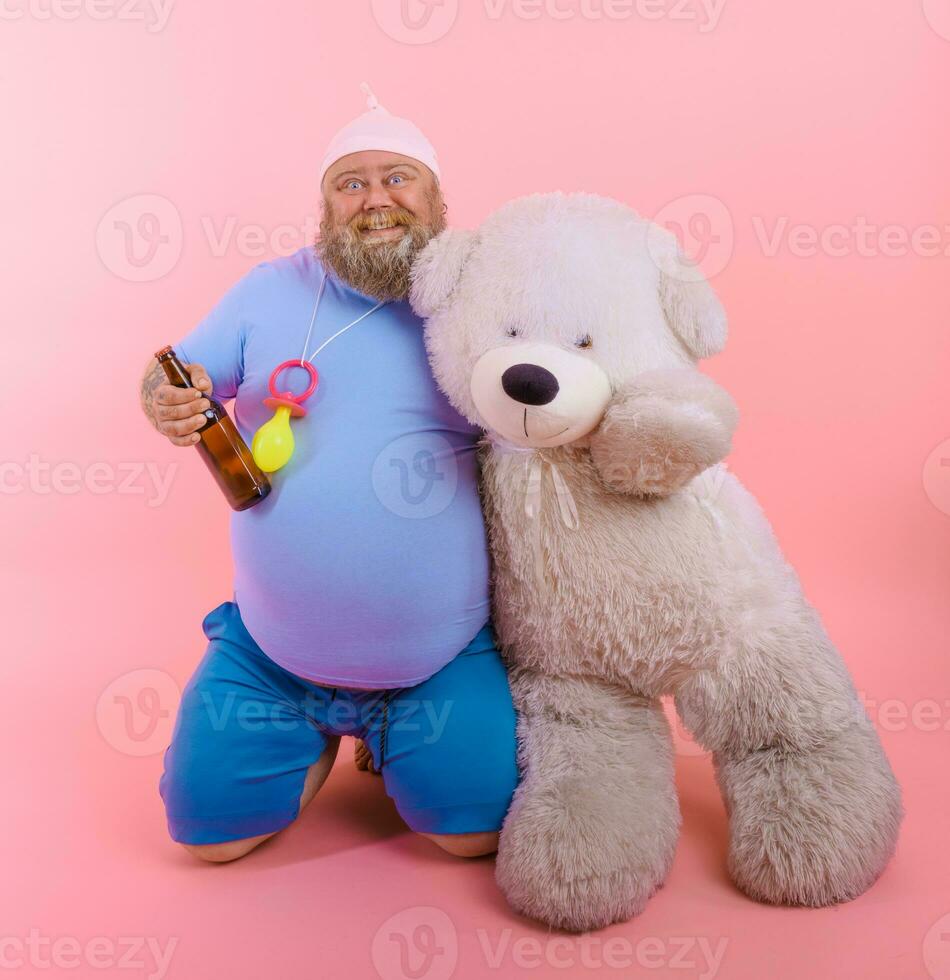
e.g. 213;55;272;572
299;270;388;365
249;268;389;474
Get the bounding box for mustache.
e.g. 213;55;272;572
350;209;419;232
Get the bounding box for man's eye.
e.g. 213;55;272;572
388;174;405;185
344;180;363;191
575;334;593;349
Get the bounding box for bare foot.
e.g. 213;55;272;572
354;739;380;775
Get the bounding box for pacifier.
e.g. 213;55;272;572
251;360;319;473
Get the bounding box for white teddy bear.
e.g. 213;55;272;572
408;192;902;932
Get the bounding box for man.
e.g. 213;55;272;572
140;86;517;862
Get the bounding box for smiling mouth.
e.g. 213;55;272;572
361;225;405;238
523;408;568;440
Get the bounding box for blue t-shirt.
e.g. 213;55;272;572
176;248;490;688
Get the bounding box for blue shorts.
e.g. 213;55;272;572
159;601;518;845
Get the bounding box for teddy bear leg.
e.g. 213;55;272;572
496;668;680;932
676;625;902;907
715;720;901;906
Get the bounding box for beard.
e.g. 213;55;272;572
316;186;446;302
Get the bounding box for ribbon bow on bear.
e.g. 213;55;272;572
489;438;579;588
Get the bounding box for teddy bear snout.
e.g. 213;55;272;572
469;342;613;449
501;363;560;406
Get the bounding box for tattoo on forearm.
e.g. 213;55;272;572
140;360;165;429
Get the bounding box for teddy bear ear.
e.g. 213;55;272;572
651;230;728;359
409;228;477;318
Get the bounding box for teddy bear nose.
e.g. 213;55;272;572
501;363;560;406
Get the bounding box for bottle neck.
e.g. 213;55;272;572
155;347;192;388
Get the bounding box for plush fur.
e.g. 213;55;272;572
409;192;902;932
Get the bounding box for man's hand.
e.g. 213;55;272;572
140;357;214;446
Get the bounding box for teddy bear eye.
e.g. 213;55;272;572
575;334;594;350
506;326;520;338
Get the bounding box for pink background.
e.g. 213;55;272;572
3;0;948;977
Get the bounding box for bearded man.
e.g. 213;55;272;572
139;87;517;862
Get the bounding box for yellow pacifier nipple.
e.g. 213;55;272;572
252;405;296;473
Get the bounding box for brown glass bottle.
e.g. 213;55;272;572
155;346;271;511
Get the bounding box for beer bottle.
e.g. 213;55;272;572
155;346;271;511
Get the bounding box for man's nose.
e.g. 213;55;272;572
363;186;395;210
501;363;560;405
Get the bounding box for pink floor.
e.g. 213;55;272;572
5;538;948;980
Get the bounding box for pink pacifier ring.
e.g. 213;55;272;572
266;360;318;418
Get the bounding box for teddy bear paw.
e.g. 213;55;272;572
720;723;903;907
497;855;658;932
495;778;678;931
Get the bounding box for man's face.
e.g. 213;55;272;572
317;150;446;302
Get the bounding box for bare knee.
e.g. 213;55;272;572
181;832;273;863
178;739;340;865
420;831;499;858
